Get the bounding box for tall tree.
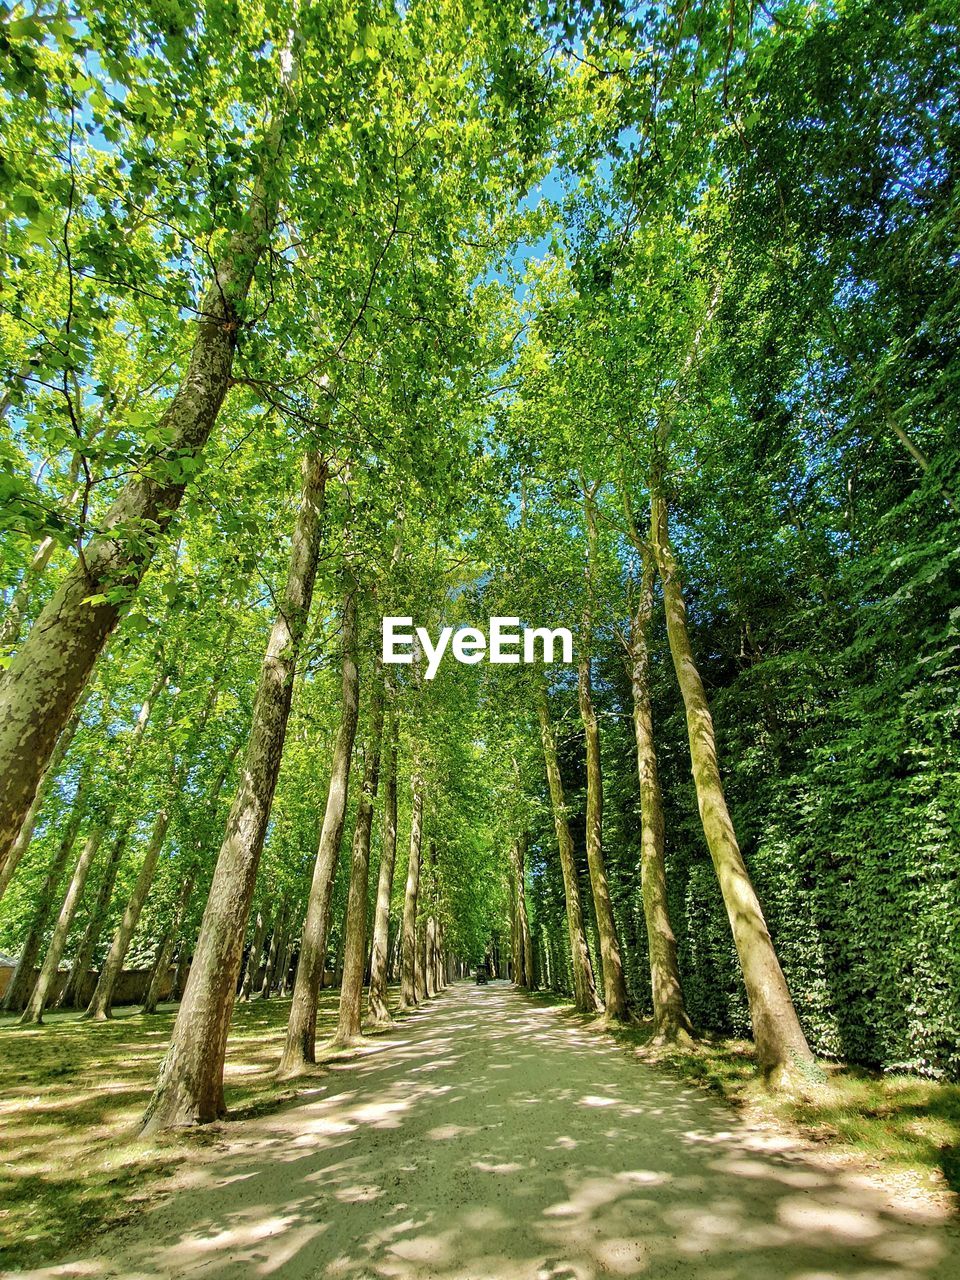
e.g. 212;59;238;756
332;673;386;1046
141;450;327;1130
368;708;399;1025
279;584;360;1076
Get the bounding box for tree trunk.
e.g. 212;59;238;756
84;805;171;1020
368;709;398;1026
143;876;195;1013
425;916;437;998
389;916;403;982
268;920;292;997
2;783;86;1012
279;583;360;1076
58;829;129;1008
240;911;268;1001
172;940;191;1001
578;485;630;1022
0;42;302;887
627;537;695;1044
88;647;233;1020
0;688;91;904
398;767;424;1010
416;925;429;1003
260;906;287;999
332;675;385;1046
279;937;296;996
511;836;534;989
57;671;168;1006
536;685;601;1014
140;450;327;1132
20;823;106;1023
651;489;814;1082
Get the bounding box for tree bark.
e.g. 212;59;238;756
142;875;195;1013
20;823;106;1023
239;910;268;1001
279;582;360;1076
425;916;437;998
140;450;327;1131
398;766;424;1010
511;836;534;989
58;670;168;1006
578;484;630;1022
172;939;190;1001
416;925;429;1003
261;908;288;998
2;781;86;1012
0;687;92;904
0;45;300;886
368;708;398;1026
84;804;172;1019
332;675;385;1046
279;937;296;996
627;535;695;1044
536;685;601;1014
651;489;815;1082
58;829;129;1008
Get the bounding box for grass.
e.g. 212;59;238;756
0;991;343;1271
610;1019;960;1206
523;990;960;1209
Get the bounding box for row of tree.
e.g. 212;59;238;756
1;0;958;1141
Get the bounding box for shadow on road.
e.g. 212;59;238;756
12;981;960;1280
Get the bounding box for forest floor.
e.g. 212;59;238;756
3;981;960;1280
599;1010;960;1211
0;990;345;1270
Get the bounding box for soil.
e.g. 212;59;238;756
10;981;960;1279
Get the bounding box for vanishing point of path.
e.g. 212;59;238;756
12;982;960;1280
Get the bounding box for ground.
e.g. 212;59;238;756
0;990;346;1269
4;982;960;1279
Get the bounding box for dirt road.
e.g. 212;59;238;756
13;982;960;1279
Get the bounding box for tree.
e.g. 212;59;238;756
141;451;326;1130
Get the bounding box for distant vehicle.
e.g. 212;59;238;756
474;965;489;984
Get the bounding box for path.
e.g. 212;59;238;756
12;982;960;1280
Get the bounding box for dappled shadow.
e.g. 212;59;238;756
10;983;960;1280
0;993;342;1268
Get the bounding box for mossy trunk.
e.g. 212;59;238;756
58;830;128;1008
416;925;429;1003
368;710;398;1026
279;583;360;1076
333;677;385;1046
140;451;326;1132
579;485;630;1021
628;541;695;1044
398;767;424;1010
537;685;601;1014
652;490;814;1083
511;836;534;989
425;916;437;998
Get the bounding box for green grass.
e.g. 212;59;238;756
0;992;343;1270
523;989;960;1207
616;1022;960;1202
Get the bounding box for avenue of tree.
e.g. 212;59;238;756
1;0;958;1136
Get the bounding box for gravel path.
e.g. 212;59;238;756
12;981;960;1279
